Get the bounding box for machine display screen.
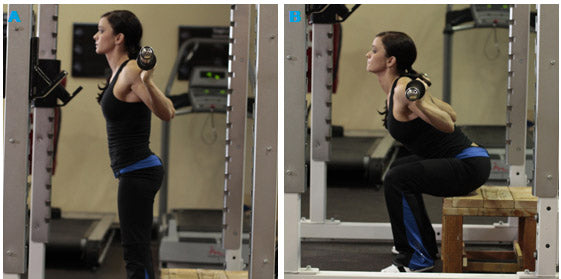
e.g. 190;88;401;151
474;4;509;11
200;71;226;80
200;88;227;95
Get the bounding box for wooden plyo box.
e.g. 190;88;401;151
161;268;248;279
442;186;537;273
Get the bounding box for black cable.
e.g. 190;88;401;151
333;23;342;93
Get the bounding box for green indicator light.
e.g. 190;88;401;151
215;75;220;80
220;90;226;94
503;4;508;9
204;89;210;94
206;72;212;77
487;4;492;8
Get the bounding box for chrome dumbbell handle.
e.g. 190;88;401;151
137;46;157;70
405;79;425;101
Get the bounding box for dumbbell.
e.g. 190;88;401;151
137;46;157;70
405;79;425;101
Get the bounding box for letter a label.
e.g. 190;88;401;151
8;11;21;23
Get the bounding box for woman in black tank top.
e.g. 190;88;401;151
94;10;175;279
366;31;490;272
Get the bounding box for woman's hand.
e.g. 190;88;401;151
140;68;155;84
398;78;455;133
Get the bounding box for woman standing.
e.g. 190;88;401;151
94;10;175;279
366;31;490;272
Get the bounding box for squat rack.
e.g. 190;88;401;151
155;4;278;277
284;4;558;279
4;4;87;279
223;5;278;276
4;4;278;279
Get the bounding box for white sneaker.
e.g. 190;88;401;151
391;246;439;257
381;264;434;273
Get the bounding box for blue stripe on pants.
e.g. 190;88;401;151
402;195;434;270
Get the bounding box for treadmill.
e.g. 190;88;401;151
306;127;396;189
42;93;115;270
159;38;253;267
46;209;115;270
159;209;251;268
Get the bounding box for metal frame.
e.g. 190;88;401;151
284;4;307;272
30;4;58;244
249;5;278;278
284;4;307;195
300;221;519;242
285;273;539;279
4;4;33;276
28;109;55;279
309;23;333;223
310;24;333;162
506;5;530;186
28;5;59;279
4;5;116;278
442;4;454;104
533;5;558;198
284;4;559;279
534;5;558;277
223;4;251;270
299;7;525;244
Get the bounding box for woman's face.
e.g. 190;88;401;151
93;17;117;54
365;36;388;73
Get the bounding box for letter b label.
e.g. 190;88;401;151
289;11;301;22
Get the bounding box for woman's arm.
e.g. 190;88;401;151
130;67;175;121
411;95;455;133
429;95;456;122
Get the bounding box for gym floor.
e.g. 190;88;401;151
299;171;508;273
44;172;508;278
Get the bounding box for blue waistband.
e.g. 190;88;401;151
114;155;161;178
455;147;489;160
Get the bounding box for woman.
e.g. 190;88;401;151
366;31;490;272
94;10;175;279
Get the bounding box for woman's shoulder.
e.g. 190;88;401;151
120;60;142;83
396;75;413;86
393;76;411;94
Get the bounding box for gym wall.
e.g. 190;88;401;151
329;4;536;132
21;4;254;218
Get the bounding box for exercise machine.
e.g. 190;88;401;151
158;5;278;278
325;131;395;189
157;37;253;268
4;4;115;279
285;4;558;278
443;4;536;104
444;4;537;187
301;4;394;189
46;210;115;270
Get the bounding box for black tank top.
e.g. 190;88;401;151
100;60;153;173
385;76;472;158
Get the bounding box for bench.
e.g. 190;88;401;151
441;186;537;273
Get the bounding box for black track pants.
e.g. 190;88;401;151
118;166;163;279
383;154;490;270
